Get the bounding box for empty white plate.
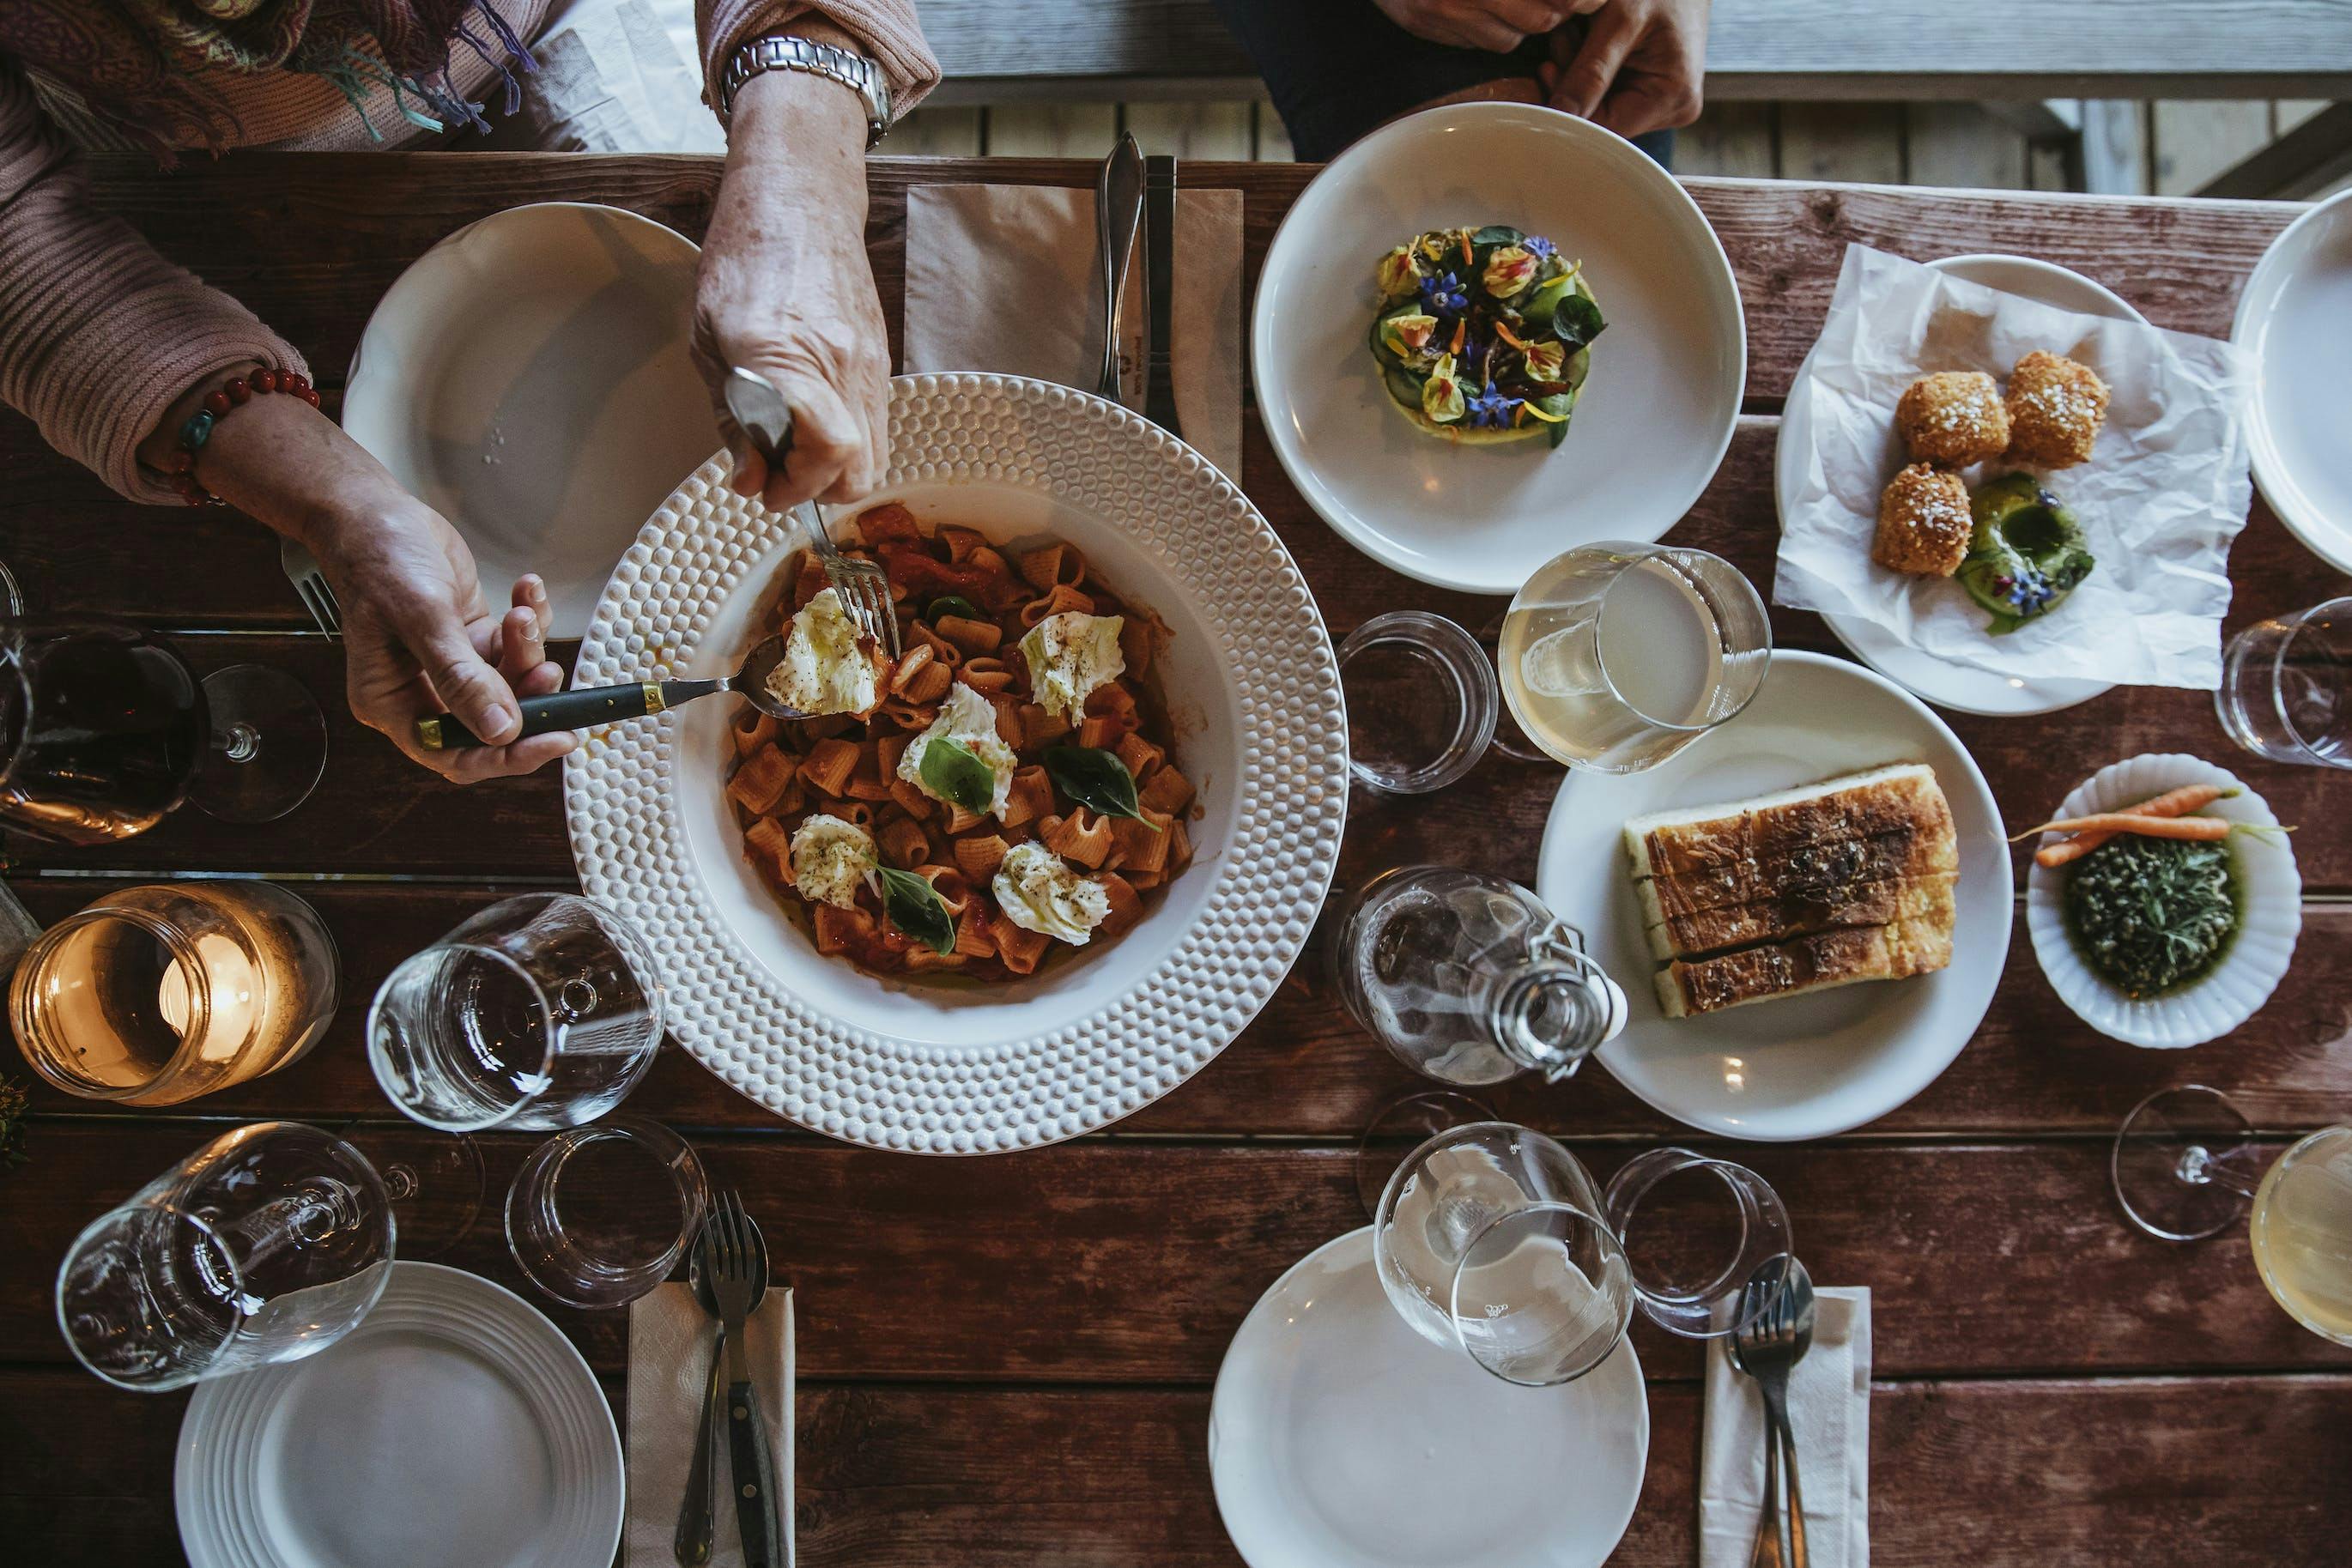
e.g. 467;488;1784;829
2233;185;2352;576
1779;253;2131;717
176;1262;622;1568
1209;1226;1647;1568
1535;651;2011;1141
343;202;714;635
1252;101;1745;596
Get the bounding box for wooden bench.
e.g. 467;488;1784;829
918;0;2352;195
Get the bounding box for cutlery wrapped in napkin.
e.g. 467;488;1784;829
903;182;1245;478
627;1282;794;1566
1701;1286;1871;1568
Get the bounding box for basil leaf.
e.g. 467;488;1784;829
928;594;984;622
1550;293;1607;350
1470;225;1525;248
877;865;958;955
919;737;996;812
1044;746;1159;831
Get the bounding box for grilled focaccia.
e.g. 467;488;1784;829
1642;871;1957;964
1622;764;1952;884
1654;913;1955;1018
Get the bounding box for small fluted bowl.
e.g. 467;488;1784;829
2026;752;2300;1048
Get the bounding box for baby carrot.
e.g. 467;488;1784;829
2018;783;2239;867
2012;812;2231;845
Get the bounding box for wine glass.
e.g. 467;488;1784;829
2113;1086;2352;1344
57;1122;394;1391
0;617;325;840
2216;596;2352;768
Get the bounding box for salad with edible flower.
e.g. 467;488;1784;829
1369;225;1603;447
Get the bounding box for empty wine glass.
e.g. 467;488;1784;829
367;893;666;1132
2216;597;2352;768
57;1122;393;1391
0;617;326;839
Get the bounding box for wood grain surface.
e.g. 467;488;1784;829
2;154;2345;1566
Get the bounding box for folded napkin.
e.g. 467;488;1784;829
1700;1287;1872;1568
627;1284;795;1567
903;182;1246;478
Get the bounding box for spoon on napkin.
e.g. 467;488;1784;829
415;633;803;752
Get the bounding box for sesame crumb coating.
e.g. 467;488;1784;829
1873;463;1973;577
1895;371;2010;467
2003;350;2109;469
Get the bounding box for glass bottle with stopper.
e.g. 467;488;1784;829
1332;865;1627;1087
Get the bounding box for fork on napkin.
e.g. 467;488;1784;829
627;1282;795;1566
1702;1286;1872;1568
902;181;1246;479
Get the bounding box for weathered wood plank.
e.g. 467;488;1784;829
2155;100;2280;194
882;106;985;158
2197;102;2352;199
1905;103;2029;191
1123;100;1256;161
13;879;2352;1141
1776;104;1908;186
9;1125;2352;1380
1676;102;1779;180
983;103;1119;160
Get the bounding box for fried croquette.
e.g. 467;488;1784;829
1895;370;2010;467
2003;350;2108;469
1874;463;1973;577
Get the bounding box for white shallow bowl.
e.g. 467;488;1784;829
567;373;1349;1153
344;202;712;635
1536;651;2011;1141
1209;1226;1646;1568
1252;101;1745;595
2233;185;2352;576
2026;752;2300;1049
1780;252;2133;717
176;1262;622;1568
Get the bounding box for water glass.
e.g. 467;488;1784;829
1337;611;1499;794
505;1117;707;1309
2216;597;2352;767
367;893;665;1132
1601;1146;1794;1338
57;1122;393;1391
1497;543;1770;773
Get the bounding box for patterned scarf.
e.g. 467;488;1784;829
2;0;536;156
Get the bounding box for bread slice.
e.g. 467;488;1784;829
1654;913;1955;1018
1634;825;1957;924
1643;870;1957;964
1622;764;1951;884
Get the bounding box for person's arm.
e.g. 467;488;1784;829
691;3;938;512
0;58;561;781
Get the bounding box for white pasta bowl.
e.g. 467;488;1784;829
2025;752;2300;1049
566;374;1348;1153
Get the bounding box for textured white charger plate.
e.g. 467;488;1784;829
567;372;1348;1153
1209;1226;1647;1568
2026;752;2300;1048
2233;186;2352;576
176;1262;621;1568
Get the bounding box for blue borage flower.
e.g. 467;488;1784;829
1467;380;1524;429
1991;567;2060;615
1418;271;1469;319
1524;235;1557;263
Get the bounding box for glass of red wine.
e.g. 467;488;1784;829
0;618;326;842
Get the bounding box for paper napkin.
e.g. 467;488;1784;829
903;182;1246;478
1700;1286;1872;1568
627;1283;795;1567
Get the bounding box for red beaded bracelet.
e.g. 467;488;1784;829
167;367;322;507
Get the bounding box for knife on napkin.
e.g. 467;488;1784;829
1143;154;1183;438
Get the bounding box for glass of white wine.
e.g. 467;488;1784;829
2112;1085;2352;1345
1497;542;1771;773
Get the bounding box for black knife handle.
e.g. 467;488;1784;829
415;678;725;751
727;1377;783;1568
1144;154;1180;433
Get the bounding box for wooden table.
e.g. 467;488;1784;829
3;154;2349;1565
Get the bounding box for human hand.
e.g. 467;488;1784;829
694;64;890;514
1373;0;1586;53
1540;0;1712;138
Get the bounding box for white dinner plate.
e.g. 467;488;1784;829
175;1262;622;1568
1535;651;2011;1141
1779;253;2131;717
567;373;1348;1153
1252;101;1745;596
1209;1226;1647;1568
2232;185;2352;576
343;202;712;635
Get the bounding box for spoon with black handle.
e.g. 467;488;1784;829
415;633;804;752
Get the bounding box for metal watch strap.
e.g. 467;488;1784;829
719;35;891;145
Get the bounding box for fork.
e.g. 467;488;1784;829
1727;1254;1817;1568
701;1190;784;1568
721;367;900;659
278;536;341;639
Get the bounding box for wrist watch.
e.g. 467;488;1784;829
719;35;894;146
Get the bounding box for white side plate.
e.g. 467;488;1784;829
2233;186;2352;576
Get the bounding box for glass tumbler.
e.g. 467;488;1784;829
13;881;338;1106
2216;597;2352;767
505;1117;708;1309
1337;611;1499;795
1601;1146;1794;1338
57;1121;394;1391
367;893;666;1132
1496;543;1770;773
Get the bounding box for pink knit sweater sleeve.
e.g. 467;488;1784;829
0;58;308;506
698;0;942;120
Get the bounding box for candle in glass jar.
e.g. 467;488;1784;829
155;931;264;1060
